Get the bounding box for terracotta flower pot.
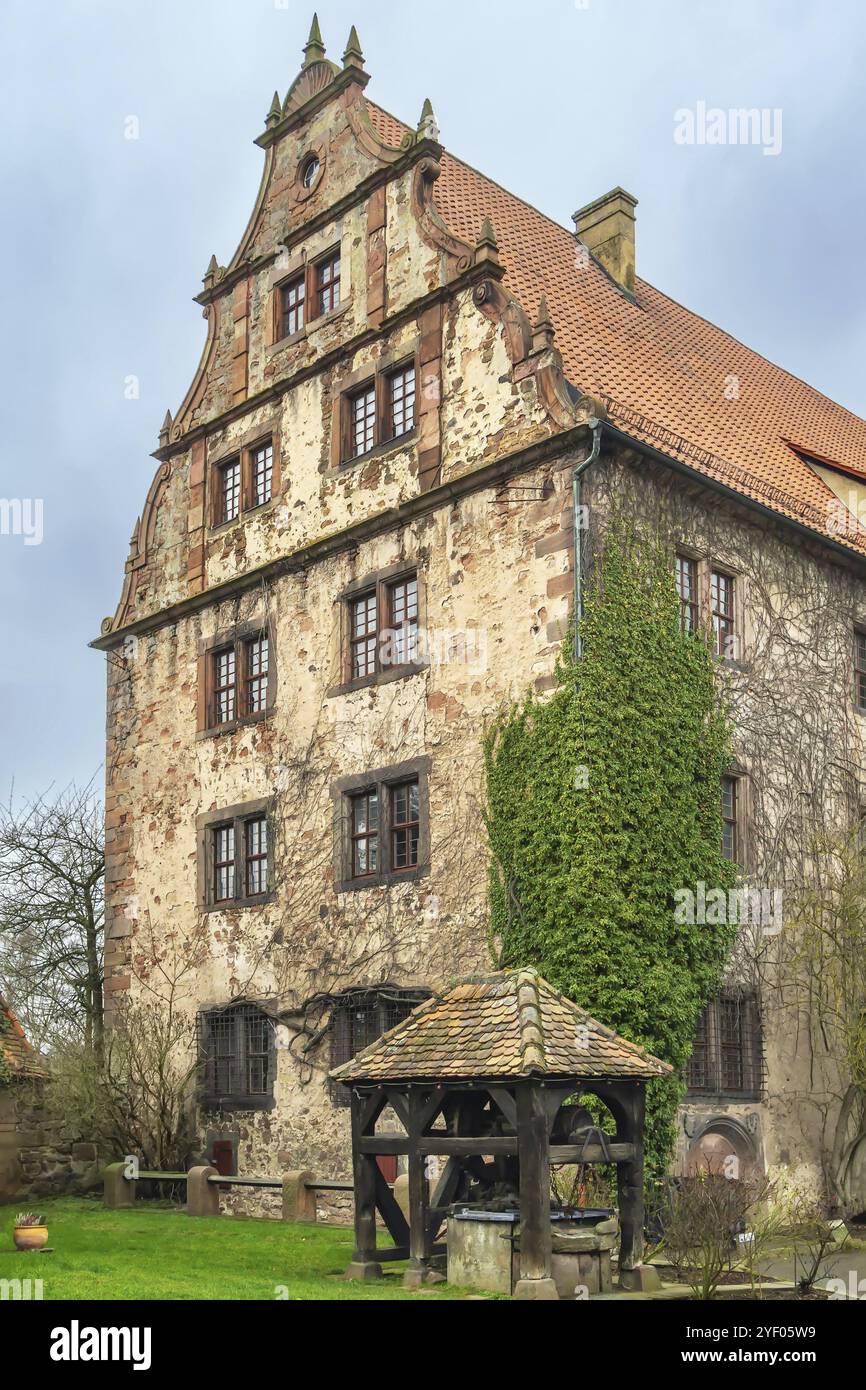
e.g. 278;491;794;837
13;1224;48;1252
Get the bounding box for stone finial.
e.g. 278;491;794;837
203;254;219;290
159;410;173;446
266;90;282;128
417;97;440;143
342;25;364;69
532;295;555;351
303;13;326;67
474;216;501;269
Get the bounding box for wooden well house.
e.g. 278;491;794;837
330;969;671;1299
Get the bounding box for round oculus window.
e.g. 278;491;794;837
301;156;320;189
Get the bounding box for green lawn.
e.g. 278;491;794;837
0;1198;480;1300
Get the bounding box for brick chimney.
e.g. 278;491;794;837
573;187;638;295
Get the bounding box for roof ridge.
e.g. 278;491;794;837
515;969;546;1073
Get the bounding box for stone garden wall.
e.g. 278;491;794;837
0;1080;100;1203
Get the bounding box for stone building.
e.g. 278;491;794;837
94;19;866;1197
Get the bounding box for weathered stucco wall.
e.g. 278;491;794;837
98;43;866;1203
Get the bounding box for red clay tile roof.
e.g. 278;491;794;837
367;101;866;556
329;969;671;1083
0;996;47;1080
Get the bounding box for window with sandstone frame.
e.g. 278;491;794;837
198;799;274;910
328;987;430;1106
202;625;273;732
339;569;421;690
337;356;419;465
332;758;430;892
272;246;343;347
199;1002;276;1110
686;992;763;1100
209;435;278;528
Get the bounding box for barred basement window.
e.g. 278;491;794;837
686;992;763;1100
328;987;429;1105
199;1003;275;1109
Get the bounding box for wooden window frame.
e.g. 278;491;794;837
198;799;275;911
383;362;417;444
208;433;280;530
271;246;346;349
686;991;763;1101
198;622;276;736
332;757;431;892
721;775;739;865
710;568;737;660
676;553;699;636
199;1003;276;1111
336;354;419;467
390;780;420;872
217;457;242;527
333;566;423;695
278;272;306;341
348;381;377;460
314;248;341;318
855;627;866;711
350;788;380;881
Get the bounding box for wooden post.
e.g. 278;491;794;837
615;1082;659;1291
403;1089;433;1288
346;1090;383;1281
513;1081;558;1300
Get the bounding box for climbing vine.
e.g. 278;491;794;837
484;514;736;1186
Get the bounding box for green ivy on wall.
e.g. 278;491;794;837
484;514;737;1187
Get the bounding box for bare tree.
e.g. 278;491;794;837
778;826;866;1213
0;781;104;1055
46;916;206;1171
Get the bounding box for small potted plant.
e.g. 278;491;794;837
12;1211;48;1251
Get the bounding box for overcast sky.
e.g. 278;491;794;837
1;0;864;803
